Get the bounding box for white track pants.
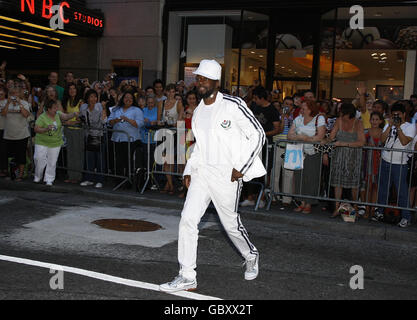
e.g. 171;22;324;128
34;144;61;183
178;168;258;280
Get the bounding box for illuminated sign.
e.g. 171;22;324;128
73;11;103;28
18;0;104;32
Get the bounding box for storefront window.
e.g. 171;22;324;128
233;11;268;97
272;23;315;99
173;11;242;92
320;6;416;102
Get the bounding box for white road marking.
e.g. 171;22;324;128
0;254;222;300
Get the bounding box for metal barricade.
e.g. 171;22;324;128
140;125;188;194
267;139;417;217
56;125;136;191
140;125;270;213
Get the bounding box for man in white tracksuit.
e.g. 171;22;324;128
160;59;266;293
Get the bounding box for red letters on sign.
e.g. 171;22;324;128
60;2;70;24
73;11;104;29
21;0;35;14
42;0;53;19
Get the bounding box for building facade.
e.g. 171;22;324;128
1;0;416;102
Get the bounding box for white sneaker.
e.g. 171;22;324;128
240;199;255;207
80;181;94;187
33;178;41;183
159;275;197;293
258;200;266;209
244;255;259;280
45;181;53;186
95;182;103;188
398;218;411;228
358;206;366;216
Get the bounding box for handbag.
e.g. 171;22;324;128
85;110;102;152
284;143;304;170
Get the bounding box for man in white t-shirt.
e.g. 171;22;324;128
159;59;266;293
377;102;416;228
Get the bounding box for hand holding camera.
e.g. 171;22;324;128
392;114;402;128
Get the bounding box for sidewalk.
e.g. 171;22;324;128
1;177;417;245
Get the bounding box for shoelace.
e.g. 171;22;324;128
168;275;184;286
243;257;257;272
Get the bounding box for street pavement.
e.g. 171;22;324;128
0;178;417;304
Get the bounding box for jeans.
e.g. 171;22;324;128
84;143;106;183
377;159;411;221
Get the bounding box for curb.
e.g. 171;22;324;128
2;179;417;245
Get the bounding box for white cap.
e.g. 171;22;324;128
193;59;222;81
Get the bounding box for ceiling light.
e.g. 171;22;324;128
0;25;19;32
0;25;60;42
18;43;42;49
20;22;54;32
381;57;387;60
0;44;16;49
54;30;77;36
371;53;378;56
259;55;263;58
0;33;16;39
250;51;255;54
18;37;45;44
20;30;60;41
0;39;17;45
0;16;21;23
380;53;387;56
44;43;60;48
249;66;253;68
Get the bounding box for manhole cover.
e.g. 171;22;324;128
92;219;162;232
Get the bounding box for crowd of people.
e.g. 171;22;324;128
240;83;417;228
1;60;417;228
0;63;201;192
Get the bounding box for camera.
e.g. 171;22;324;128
393;115;402;125
78;114;87;123
11;96;17;102
109;73;117;80
282;106;289;114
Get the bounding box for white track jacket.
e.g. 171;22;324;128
183;93;266;182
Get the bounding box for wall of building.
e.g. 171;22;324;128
59;37;99;84
60;0;164;87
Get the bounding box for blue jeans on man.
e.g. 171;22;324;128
377;159;411;221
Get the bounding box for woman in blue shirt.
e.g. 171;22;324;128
108;91;144;178
141;94;158;176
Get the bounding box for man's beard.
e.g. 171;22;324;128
198;87;215;100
